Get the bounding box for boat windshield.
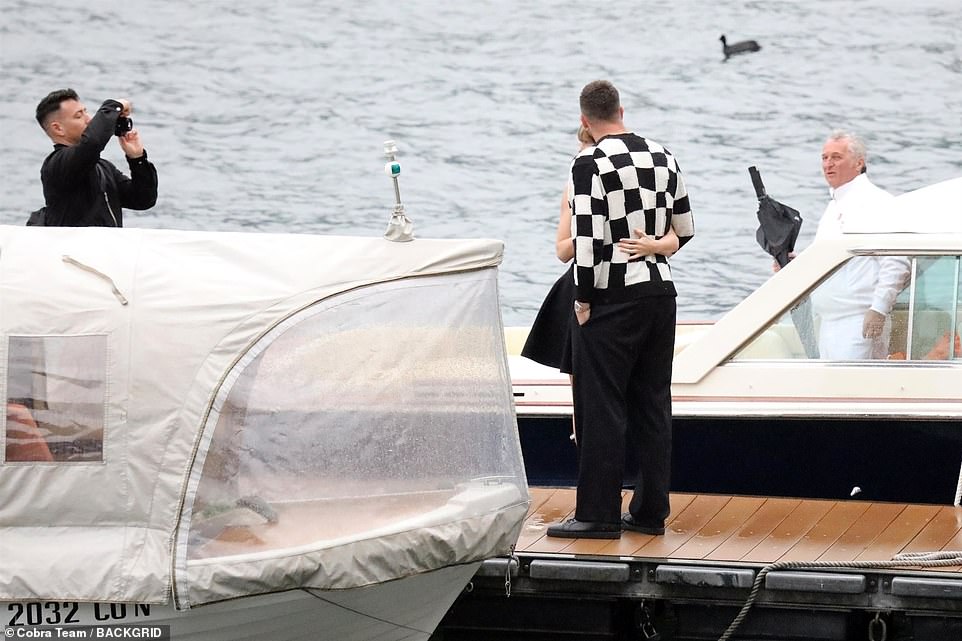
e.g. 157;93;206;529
732;254;961;362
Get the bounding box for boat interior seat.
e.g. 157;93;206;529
503;326;528;356
771;324;807;358
674;324;710;356
736;326;797;359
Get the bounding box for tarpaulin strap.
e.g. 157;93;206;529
62;255;128;305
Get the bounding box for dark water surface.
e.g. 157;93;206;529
2;0;960;324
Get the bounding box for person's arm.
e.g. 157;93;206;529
669;159;694;250
871;256;911;316
555;184;574;263
863;255;911;338
115;128;158;210
618;156;692;260
617;227;680;259
42;100;123;191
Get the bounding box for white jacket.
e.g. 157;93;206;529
811;174;910;322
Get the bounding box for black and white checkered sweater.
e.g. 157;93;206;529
570;132;694;304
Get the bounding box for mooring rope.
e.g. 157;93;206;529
717;550;962;641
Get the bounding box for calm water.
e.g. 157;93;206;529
1;0;960;324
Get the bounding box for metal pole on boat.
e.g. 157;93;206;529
383;140;414;242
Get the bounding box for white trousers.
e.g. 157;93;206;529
818;314;889;360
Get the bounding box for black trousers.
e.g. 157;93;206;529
571;296;676;524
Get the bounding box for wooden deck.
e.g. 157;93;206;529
437;488;962;639
518;487;962;571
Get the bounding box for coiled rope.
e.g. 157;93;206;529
717;550;962;641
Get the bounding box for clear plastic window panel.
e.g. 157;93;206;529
733;255;915;361
901;255;961;360
4;335;107;463
187;270;524;559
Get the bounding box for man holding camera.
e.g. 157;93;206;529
35;89;157;227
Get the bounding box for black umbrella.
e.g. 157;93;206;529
750;166;802;268
748;166;819;358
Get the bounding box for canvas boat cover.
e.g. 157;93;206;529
842;176;962;234
0;226;529;608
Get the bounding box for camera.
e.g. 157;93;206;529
114;116;133;137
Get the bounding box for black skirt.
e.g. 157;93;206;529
521;265;574;374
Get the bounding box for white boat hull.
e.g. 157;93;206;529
3;563;479;641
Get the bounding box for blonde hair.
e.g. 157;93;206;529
577;124;595;148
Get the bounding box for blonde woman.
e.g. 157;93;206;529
521;125;596;375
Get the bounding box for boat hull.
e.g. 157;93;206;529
2;563;479;641
519;415;962;504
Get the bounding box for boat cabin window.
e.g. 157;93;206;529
4;335;106;462
890;255;962;360
732;255;961;362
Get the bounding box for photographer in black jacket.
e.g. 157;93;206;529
35;89;157;227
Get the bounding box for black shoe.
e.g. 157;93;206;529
622;513;665;535
546;518;621;539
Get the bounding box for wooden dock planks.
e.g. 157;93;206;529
778;500;872;563
516;487;576;552
900;505;962;572
854;504;941;562
671;495;767;560
515;488;962;573
705;497;800;561
739;499;835;564
587;492;698;558
814;502;905;562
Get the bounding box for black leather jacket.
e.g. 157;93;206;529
41;99;158;227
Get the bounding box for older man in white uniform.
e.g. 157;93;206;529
810;130;910;359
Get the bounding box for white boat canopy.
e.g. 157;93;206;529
842;176;962;234
0;226;528;608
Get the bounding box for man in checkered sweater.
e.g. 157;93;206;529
547;80;695;540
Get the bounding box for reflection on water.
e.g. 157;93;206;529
1;0;959;324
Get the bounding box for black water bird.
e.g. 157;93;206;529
720;34;761;59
